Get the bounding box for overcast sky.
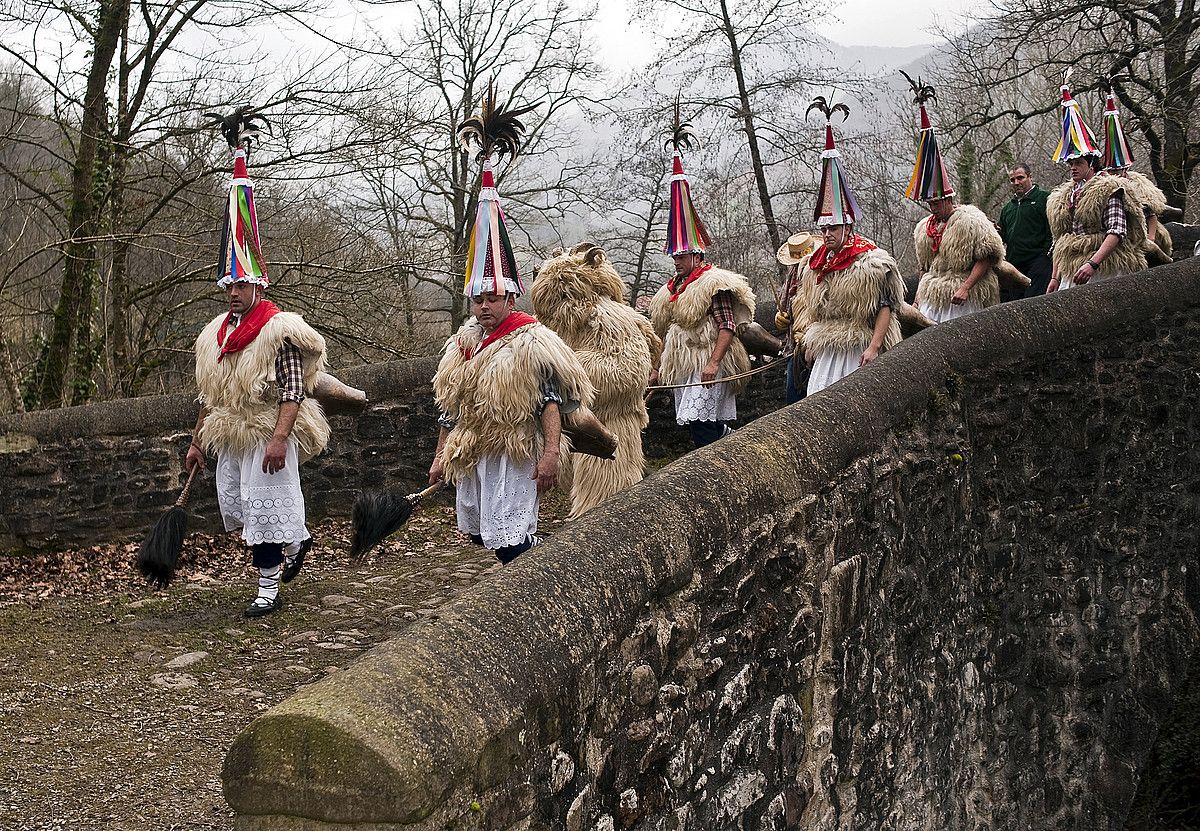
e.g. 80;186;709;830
597;0;986;71
815;0;985;46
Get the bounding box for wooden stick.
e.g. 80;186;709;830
175;466;200;508
644;358;785;392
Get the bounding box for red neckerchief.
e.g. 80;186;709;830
925;212;950;253
217;299;280;361
808;234;877;284
460;311;536;359
667;262;713;301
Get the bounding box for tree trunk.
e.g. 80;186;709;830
719;0;783;279
34;0;125;408
109;2;133;397
1157;6;1193;212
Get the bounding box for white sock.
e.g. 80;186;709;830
283;540;301;566
257;565;281;601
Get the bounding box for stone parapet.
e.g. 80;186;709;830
222;261;1200;830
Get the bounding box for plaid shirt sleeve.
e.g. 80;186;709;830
1103;194;1127;238
275;339;306;404
709;290;737;332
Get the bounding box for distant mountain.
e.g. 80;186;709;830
821;42;935;78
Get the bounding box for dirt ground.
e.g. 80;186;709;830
0;496;566;831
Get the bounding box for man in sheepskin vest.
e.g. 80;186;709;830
649;116;755;449
1046;80;1147;292
913;196;1004;322
649;250;754;448
1097;80;1173;266
429;286;592;563
792;100;905;395
185;147;328;617
531;243;661;518
902;75;1003;323
431;89;592;563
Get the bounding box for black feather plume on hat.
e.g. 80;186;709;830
456;79;538;162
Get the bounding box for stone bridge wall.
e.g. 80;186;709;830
222;260;1200;830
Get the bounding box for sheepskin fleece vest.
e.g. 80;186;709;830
791;247;905;353
433;319;594;482
1047;175;1148;280
914;204;1002;313
195;310;330;463
1120;171;1173;257
649;267;756;395
531;253;661;421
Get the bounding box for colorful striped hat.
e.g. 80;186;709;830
462;158;521;297
807;97;862;226
1100;81;1134;170
663;104;712;255
902;73;955;201
1051;76;1100;163
216;147;269;288
456;81;537;297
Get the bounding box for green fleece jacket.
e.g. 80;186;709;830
999;184;1053;264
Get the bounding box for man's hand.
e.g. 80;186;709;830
701;360;720;385
774;310;790;331
859;345;880;367
186;443;207;475
534;451;559;493
648;367;659;387
1046;276;1060;294
262;436;288;475
1073;261;1095;285
428;455;445;486
950;285;970;305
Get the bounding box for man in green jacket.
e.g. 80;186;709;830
998;163;1053;299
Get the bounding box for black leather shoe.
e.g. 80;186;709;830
281;537;313;584
244;595;281;618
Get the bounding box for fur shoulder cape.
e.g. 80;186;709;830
1047;174;1148;280
913;204;1003;313
530;251;662;398
1121;171;1168;215
792;246;905;354
194;309;330;463
433;318;595;481
648;266;756;394
529;249;658;517
1120;171;1174;259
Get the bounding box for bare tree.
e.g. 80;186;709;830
934;0;1200;213
635;0;837;275
0;0;408;408
342;0;605;331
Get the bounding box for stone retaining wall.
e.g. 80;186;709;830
222;261;1200;830
0;352;783;552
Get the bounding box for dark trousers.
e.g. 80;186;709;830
470;533;532;565
1014;254;1053;299
251;542;284;568
688;420;727;448
785;355;808;405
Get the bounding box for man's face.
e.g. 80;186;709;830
225;281;259;316
820;224;850;253
472;291;515;331
671;252;700;278
927;196;955;222
1009;168;1032;196
1068;157;1093;184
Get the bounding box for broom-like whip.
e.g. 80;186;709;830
350;482;445;559
136;465;200;589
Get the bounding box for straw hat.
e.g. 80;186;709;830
776;232;817;265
